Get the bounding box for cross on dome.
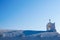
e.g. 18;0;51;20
49;19;51;22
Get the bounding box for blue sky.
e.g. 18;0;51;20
0;0;60;33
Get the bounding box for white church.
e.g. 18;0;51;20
46;19;56;32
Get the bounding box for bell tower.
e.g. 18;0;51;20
46;19;56;32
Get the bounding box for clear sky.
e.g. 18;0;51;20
0;0;60;33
